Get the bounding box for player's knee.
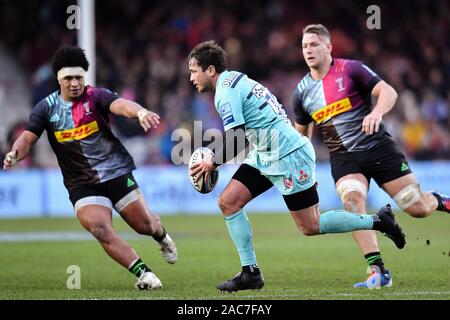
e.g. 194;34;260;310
218;195;240;215
342;192;365;213
393;184;430;217
404;201;431;218
90;225;115;244
297;221;320;236
337;180;367;212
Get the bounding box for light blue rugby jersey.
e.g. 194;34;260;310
214;71;308;163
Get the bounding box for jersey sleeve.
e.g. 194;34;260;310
25;100;48;137
217;87;246;131
291;89;312;125
94;88;120;112
349;61;382;95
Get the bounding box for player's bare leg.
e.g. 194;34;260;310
290;199;401;289
336;174;391;288
382;173;446;217
119;191;177;264
77;205;138;267
216;179;264;292
76;204;161;289
290;202;405;246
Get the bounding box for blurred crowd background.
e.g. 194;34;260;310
0;0;449;168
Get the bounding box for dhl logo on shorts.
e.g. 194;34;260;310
54;121;99;142
312;98;352;124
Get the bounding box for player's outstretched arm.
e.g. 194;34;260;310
3;130;38;170
109;98;160;132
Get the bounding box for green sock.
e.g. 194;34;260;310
365;252;386;274
128;258;151;277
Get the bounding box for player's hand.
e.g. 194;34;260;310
361;111;382;135
137;109;160;132
190;161;215;183
3;150;18;170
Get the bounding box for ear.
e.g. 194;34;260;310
207;65;216;77
327;42;333;54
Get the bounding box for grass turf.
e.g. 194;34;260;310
0;212;448;300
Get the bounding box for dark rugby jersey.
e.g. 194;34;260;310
292;58;393;153
26;86;135;189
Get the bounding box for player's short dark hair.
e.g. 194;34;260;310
303;24;331;41
51;46;89;75
188;40;228;73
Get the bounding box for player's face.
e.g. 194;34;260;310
189;58;213;93
302;33;331;69
59;75;85;100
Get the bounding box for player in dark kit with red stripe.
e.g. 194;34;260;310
3;46;177;290
292;24;449;289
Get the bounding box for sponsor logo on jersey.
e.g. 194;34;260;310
298;169;310;185
283;176;293;189
219;102;235;126
311;97;352;124
222;72;240;87
54;120;99;142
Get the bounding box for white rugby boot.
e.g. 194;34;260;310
159;233;177;264
135;271;162;290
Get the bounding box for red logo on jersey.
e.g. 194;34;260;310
283;176;293;189
312;97;352;124
55;121;99;142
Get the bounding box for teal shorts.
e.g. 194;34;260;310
244;141;316;195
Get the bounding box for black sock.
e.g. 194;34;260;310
152;226;167;242
128;258;151;277
365;252;386;274
242;264;260;275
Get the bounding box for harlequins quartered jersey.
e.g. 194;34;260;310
26;86;135;189
292;58;393;153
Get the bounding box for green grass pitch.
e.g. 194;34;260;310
0;212;448;300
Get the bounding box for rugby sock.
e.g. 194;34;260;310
128;258;151;277
225;209;257;266
319;210;373;234
152;226;167;242
365;252;386;274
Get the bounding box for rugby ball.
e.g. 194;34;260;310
188;147;219;194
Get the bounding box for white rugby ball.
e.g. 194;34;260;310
188;147;219;194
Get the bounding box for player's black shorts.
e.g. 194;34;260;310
67;172;139;206
232;164;319;211
330;140;412;186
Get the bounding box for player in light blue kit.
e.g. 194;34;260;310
187;41;405;292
